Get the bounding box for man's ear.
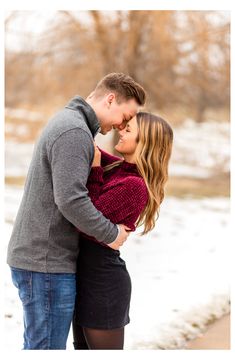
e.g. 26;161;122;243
106;93;116;105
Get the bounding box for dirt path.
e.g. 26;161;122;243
185;314;230;349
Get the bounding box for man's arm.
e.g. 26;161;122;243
50;128;119;244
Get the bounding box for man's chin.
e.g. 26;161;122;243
100;128;111;135
100;129;107;135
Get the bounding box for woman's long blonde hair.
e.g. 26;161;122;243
135;112;173;234
104;112;173;234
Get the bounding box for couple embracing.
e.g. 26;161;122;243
7;72;173;350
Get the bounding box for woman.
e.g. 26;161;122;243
73;112;173;349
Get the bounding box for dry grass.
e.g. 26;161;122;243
154;106;230;127
5;173;230;198
165;173;230;198
5;176;26;187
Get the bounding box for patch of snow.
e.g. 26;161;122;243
169;119;230;178
3;186;230;350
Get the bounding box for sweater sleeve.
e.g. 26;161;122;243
50;128;118;244
85;166;104;201
84;171;148;232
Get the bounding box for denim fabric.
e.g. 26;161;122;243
10;267;76;349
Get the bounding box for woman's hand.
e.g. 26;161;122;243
92;142;101;167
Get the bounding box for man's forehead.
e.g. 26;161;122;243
124;98;139;109
126;106;138;117
127;116;136;125
122;100;139;118
125;112;136;120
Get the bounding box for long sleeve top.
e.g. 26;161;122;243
7;96;119;273
79;148;149;244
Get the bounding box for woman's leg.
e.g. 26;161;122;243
72;310;89;349
83;327;124;350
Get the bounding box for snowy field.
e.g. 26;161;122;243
3;119;231;349
4;188;230;350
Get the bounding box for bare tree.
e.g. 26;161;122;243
5;10;230;124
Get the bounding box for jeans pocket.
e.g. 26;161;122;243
10;267;32;306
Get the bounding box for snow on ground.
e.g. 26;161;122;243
169;119;230;178
5;142;35;178
3;186;230;350
3;119;230;349
122;196;230;349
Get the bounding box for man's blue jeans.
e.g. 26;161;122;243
10;267;76;349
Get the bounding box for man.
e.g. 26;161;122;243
7;72;146;349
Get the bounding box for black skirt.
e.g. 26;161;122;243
74;236;132;329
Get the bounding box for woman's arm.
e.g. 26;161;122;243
84;169;148;231
86;166;104;201
98;147;123;167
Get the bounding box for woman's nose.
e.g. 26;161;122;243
118;127;125;136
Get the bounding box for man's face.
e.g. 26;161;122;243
98;94;139;135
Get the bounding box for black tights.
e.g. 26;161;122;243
73;321;124;350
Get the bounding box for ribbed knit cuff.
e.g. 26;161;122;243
113;224;120;243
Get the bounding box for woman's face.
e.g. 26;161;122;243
114;116;139;160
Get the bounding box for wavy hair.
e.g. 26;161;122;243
135;112;173;234
104;112;173;234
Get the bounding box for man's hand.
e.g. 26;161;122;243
92;142;101;167
107;224;131;250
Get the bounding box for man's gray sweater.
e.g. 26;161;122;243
7;96;118;273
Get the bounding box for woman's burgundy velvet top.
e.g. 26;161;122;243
77;148;149;244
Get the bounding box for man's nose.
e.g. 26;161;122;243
116;122;126;131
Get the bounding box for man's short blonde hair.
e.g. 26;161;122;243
94;73;146;105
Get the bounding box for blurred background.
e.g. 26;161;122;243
5;10;230;196
4;10;230;350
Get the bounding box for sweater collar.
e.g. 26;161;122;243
121;160;139;173
65;95;100;137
